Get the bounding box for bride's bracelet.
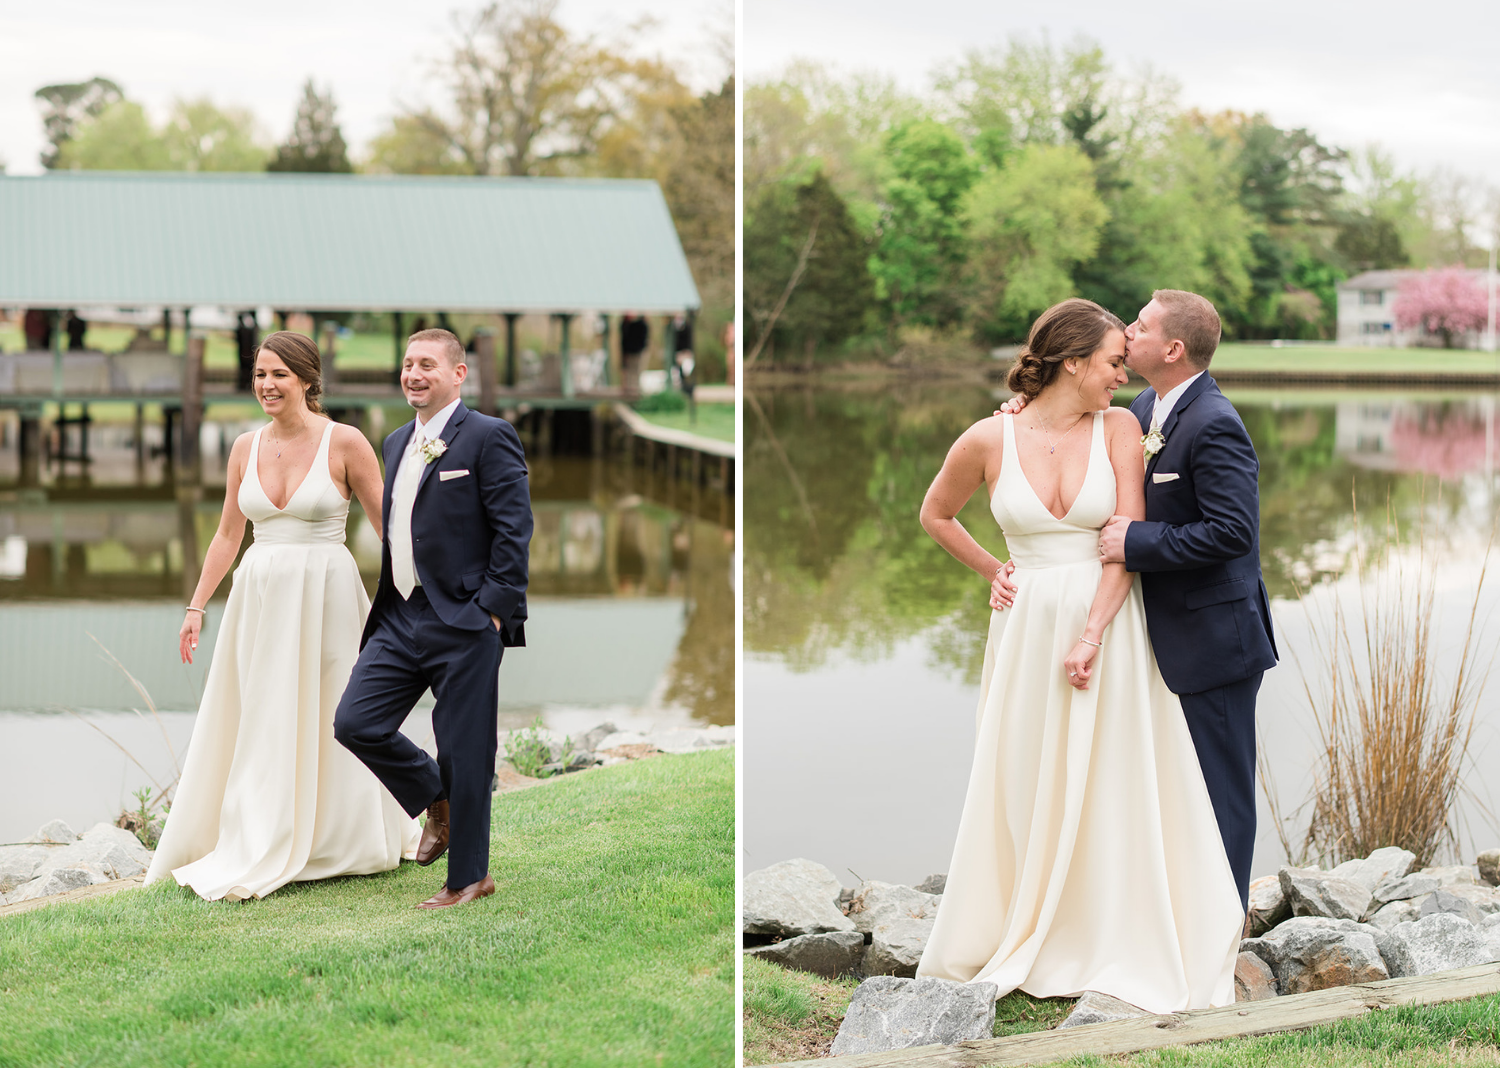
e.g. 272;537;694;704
184;606;206;615
1078;636;1102;648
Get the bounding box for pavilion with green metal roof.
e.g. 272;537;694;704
0;170;700;406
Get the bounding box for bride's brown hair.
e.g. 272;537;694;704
255;331;325;414
1006;298;1126;400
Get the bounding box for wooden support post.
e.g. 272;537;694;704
476;331;497;415
505;314;519;388
320;322;338;389
161;307;172;352
18;407;41;487
599;313;613;388
182;335;205;475
558;314;575;398
178;485;202;603
134;403;146;472
392;311;404;386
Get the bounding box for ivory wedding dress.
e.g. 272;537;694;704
916;412;1242;1012
145;423;419;901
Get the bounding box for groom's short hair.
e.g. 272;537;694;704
1152;290;1220;370
407;328;466;367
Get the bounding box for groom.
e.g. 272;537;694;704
334;328;532;909
999;290;1276;910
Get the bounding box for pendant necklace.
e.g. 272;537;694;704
270;419;308;460
1033;412;1083;454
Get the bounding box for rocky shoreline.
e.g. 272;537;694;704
744;847;1500;1056
2;720;735;912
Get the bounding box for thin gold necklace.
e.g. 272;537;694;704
1031;411;1085;454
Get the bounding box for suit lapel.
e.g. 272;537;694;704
414;401;470;500
1147;374;1214;479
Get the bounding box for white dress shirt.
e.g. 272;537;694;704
389;397;462;597
1151;371;1204;430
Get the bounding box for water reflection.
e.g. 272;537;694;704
744;382;1500;884
0;414;733;841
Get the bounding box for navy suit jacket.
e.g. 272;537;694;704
1123;375;1277;694
362;402;532;649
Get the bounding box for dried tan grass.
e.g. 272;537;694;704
1293;498;1494;868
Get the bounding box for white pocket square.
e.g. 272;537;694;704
439;469;470;481
1152;472;1180;483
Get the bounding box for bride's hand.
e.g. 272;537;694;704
990;561;1018;610
180;611;202;664
1063;641;1099;690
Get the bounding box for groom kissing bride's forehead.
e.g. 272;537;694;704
334;327;534;910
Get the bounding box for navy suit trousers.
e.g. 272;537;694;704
334;588;502;890
1179;671;1262;912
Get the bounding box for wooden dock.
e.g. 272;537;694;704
765;964;1500;1067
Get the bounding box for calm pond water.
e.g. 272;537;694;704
0;409;732;843
744;380;1500;886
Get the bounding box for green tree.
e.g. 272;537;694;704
744;171;874;364
934;36;1108;148
870;120;977;328
363;113;472;174
268;79;352;173
55;100;170;170
657;77;735;299
966;142;1108;340
1075;118;1254;323
35;77;122;169
161;99;267;171
1334;215;1410;271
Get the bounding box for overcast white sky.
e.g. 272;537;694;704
0;0;731;174
745;0;1500;183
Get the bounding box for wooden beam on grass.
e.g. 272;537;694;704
764;964;1500;1068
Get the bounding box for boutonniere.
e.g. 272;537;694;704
1141;426;1166;462
419;437;448;464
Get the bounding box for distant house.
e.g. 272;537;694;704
1337;268;1487;347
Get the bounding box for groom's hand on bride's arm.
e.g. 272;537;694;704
992;395;1028;417
1099;515;1130;564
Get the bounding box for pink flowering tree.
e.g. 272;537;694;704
1392;267;1487;348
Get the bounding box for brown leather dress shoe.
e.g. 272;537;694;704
415;874;496;909
415;799;450;866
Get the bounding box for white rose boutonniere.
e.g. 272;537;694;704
1141;426;1166;464
419;437;448;464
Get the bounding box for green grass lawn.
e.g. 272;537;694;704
635;402;734;444
743;958;1500;1067
1211;343;1500;375
0;749;733;1068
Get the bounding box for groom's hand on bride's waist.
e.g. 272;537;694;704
1099;515;1130;564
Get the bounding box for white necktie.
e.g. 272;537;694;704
389;429;425;599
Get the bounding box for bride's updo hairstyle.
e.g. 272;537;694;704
1006;298;1126;401
255;330;325;414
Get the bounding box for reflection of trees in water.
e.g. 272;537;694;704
662;520;736;725
748;385;1500;671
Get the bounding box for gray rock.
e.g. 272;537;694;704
30;820;78;844
743;859;856;937
1239;917;1389;994
1058;991;1151;1029
1419;888;1488;926
1234;952;1278;1001
1279;865;1372;922
1378;865;1481;903
1481;915;1500;962
0;844;53;892
1246;875;1291;937
646;727;736;754
1328;847;1417;893
849;882;942;978
579;722;618;753
596;730;649;750
32;823;153;882
1380;913;1496;977
1367;897;1428;930
1479;849;1499;888
8;865;110;902
915;874;947;896
830;976;998;1056
745;931;866;979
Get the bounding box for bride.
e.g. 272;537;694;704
145;331;418;901
914;298;1242;1012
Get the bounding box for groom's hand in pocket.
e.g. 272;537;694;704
489;612;501;632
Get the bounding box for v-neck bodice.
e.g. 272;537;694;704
239;422;349;544
991;412;1115;569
